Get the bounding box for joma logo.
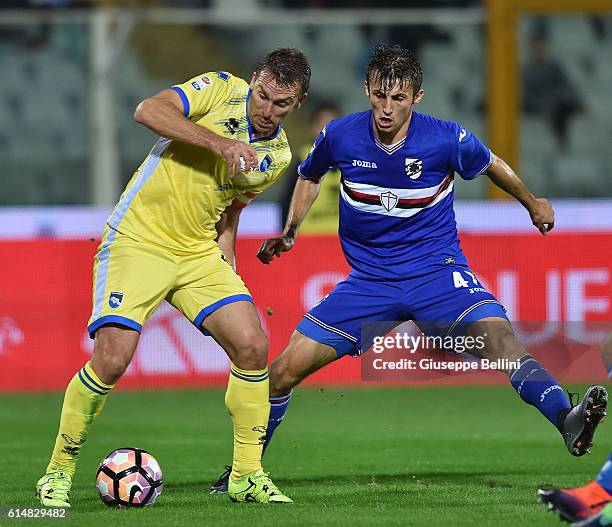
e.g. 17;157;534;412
352;159;378;168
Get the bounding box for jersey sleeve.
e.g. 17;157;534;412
297;125;334;182
451;124;493;180
171;71;233;119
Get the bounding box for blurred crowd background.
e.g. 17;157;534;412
1;1;611;229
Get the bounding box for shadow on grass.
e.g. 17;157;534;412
165;468;548;493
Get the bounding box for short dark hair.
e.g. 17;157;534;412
365;44;423;95
255;48;311;96
311;99;341;119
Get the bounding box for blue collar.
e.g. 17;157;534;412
245;88;283;143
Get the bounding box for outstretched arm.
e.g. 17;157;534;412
486;154;554;235
257;177;322;264
134;89;258;177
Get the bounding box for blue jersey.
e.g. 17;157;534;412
298;110;492;280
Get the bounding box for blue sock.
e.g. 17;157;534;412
509;355;571;431
263;391;293;455
596;452;612;493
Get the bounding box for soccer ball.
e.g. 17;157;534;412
96;447;163;507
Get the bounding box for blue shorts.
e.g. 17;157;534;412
296;264;507;357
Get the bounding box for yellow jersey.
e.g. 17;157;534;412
107;71;292;252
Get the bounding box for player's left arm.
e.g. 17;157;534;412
215;201;243;271
485;154;554;235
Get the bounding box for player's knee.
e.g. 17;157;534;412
269;347;305;394
91;329;136;384
482;328;524;362
91;347;131;385
105;354;131;383
269;356;299;395
231;331;269;371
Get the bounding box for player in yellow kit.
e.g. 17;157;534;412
35;48;310;506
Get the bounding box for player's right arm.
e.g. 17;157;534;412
133;77;257;176
257;126;334;265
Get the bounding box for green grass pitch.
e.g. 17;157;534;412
1;385;609;526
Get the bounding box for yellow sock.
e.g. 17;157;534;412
225;364;270;479
46;362;114;477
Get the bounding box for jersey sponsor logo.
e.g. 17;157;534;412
191;77;211;91
405;158;423;179
380;190;399;211
215;71;230;81
109;291;124;309
352;159;378;168
224;118;240;134
258;154;273;172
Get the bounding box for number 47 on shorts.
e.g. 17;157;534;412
453;270;479;289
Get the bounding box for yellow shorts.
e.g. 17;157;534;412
87;227;252;337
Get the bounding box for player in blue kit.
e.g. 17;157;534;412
210;44;607;493
538;334;612;525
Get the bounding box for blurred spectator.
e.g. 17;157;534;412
522;31;583;148
0;0;91;6
281;100;341;233
278;0;482;9
30;0;70;6
0;0;31;6
589;15;609;42
387;24;451;62
212;0;257;12
0;23;49;48
278;0;481;6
